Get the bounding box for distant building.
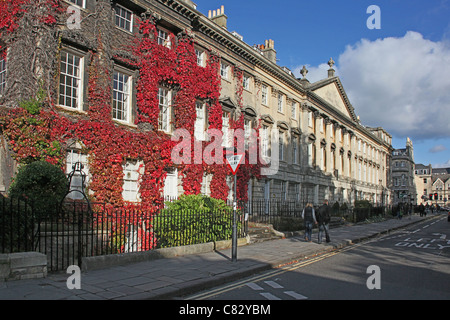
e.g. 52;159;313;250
415;164;450;206
391;138;416;205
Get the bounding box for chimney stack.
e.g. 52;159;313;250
209;5;227;29
261;39;277;64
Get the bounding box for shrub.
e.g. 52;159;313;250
163;194;230;212
354;200;373;208
8;160;68;218
155;194;238;248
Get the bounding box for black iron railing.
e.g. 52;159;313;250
0;197;247;271
0;195;385;272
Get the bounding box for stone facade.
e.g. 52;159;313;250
0;0;393;207
392;138;416;205
415;164;450;206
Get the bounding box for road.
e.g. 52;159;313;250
183;214;450;300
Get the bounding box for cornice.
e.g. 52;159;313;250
152;0;306;96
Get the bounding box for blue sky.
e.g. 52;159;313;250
193;0;450;167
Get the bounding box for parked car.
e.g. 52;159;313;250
448;211;450;222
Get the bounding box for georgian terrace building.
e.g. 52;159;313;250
0;0;393;207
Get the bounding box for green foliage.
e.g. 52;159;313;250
354;200;373;208
163;194;230;212
155;194;238;248
19;85;45;115
8;161;69;218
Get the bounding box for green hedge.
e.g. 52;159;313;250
154;194;240;248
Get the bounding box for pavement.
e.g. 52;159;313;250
0;213;439;300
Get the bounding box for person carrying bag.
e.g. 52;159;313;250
302;203;317;242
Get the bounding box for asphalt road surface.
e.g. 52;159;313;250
184;214;450;300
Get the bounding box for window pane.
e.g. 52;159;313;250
115;6;133;32
59;51;82;109
112;71;130;122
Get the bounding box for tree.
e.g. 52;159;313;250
8;160;68;218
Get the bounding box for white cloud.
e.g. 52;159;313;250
336;31;450;141
293;32;450;141
429;144;447;153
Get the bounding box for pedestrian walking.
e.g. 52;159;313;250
419;203;424;217
397;203;403;220
302;202;317;242
317;199;331;244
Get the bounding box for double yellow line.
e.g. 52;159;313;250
186;243;363;300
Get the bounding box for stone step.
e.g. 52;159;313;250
247;218;346;243
248;223;284;243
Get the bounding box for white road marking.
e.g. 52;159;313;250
246;282;264;291
264;281;284;289
260;292;281;300
284;291;308;300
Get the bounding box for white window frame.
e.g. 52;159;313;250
115;4;133;32
194;101;206;141
261;125;270;160
220;62;229;80
308;143;313;167
195;49;205;67
123;160;143;202
222;111;230;147
201;174;211;196
157;28;172;49
164;169;178;201
0;54;6;96
291;101;296;119
158;87;171;133
243;74;250;91
244;118;251;149
67;0;85;8
320;146;325;170
261;84;268;106
112;70;132;123
277;93;283;113
59;50;84;111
